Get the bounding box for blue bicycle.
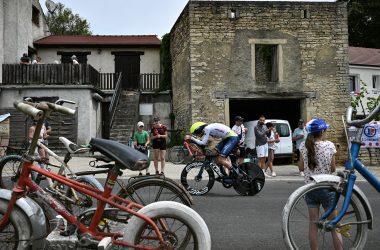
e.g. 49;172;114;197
282;105;380;250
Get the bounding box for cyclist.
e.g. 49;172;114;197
189;122;239;176
299;119;342;249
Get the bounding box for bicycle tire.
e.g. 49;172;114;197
180;161;215;196
168;146;186;164
282;182;368;250
117;177;192;207
0;155;22;190
123;201;211;249
0;199;33;250
233;162;265;196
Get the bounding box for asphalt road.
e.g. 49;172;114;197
188;180;380;250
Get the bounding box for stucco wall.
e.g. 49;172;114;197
0;86;102;144
171;1;349;146
0;0;48;80
36;47;160;74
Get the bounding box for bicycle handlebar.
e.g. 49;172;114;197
13;101;44;120
14;100;76;117
346;103;380;127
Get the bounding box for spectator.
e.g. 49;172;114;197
231;116;248;165
71;55;79;64
299;119;341;249
265;122;279;177
254;115;268;172
293;119;308;176
150;117;167;175
32;56;42;64
20;53;31;64
134;121;150;176
28;120;47;162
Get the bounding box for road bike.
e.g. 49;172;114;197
0;100;210;249
180;143;265;196
168;140;205;164
282;104;380;249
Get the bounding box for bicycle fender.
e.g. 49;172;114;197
0;189;47;249
311;174;373;230
76;175;105;191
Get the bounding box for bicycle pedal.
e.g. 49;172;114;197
337;224;352;238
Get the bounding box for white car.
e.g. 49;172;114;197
244;119;293;162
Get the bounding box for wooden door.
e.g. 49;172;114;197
114;52;142;90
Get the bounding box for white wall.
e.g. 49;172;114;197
37;47;161;73
349;65;380;115
0;87;102;144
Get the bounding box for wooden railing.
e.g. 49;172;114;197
1;64;99;85
98;73;118;91
139;73;162;91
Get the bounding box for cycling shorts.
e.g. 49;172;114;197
215;136;239;157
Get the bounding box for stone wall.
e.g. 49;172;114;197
170;5;192;130
171;1;349;156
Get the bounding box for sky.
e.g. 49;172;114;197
41;0;336;38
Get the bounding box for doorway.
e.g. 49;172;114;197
113;52;143;90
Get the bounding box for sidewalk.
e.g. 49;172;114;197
53;157;380;182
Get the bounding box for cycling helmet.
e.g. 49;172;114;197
190;122;207;135
306;119;330;133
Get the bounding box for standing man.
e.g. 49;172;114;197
293;119;308;176
231;116;248;165
254;115;268;172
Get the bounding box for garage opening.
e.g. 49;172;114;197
229;99;301;130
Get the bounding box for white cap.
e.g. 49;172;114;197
137;121;144;127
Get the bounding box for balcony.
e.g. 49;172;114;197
1;64;162;92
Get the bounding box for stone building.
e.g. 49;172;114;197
170;0;349;152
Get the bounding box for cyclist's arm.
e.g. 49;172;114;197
191;130;210;146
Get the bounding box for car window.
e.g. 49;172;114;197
275;123;290;137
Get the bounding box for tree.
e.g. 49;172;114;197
45;3;92;35
348;0;380;49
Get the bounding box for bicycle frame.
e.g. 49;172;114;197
323;127;380;228
0;158;167;249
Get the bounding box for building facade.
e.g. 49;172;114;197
171;0;349;150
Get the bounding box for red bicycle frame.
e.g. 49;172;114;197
184;141;205;160
0;158;168;249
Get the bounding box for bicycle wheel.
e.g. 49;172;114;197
0;199;33;250
168;146;186;164
282;182;368;250
180;161;215;196
123;201;211;249
232;162;265;196
117;177;192;207
0;155;22;190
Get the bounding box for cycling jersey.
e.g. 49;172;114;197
191;123;237;146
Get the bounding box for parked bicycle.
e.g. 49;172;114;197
180;142;265;196
282;105;380;250
168;140;205;164
0;100;210;249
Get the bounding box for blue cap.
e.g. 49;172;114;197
306;119;330;133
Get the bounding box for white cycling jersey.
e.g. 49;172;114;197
191;123;237;146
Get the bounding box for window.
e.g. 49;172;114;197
249;39;287;84
373;75;380;90
32;6;40;26
275;123;290;137
349;75;359;93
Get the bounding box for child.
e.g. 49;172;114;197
134;121;150;176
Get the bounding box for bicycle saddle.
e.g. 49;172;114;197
89;138;149;171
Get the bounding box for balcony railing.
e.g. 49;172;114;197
1;64;163;92
2;64;100;86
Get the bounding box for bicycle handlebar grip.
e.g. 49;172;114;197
13;101;43;120
346;102;380;127
47;103;76;115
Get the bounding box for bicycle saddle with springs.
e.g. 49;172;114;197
89;138;150;171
